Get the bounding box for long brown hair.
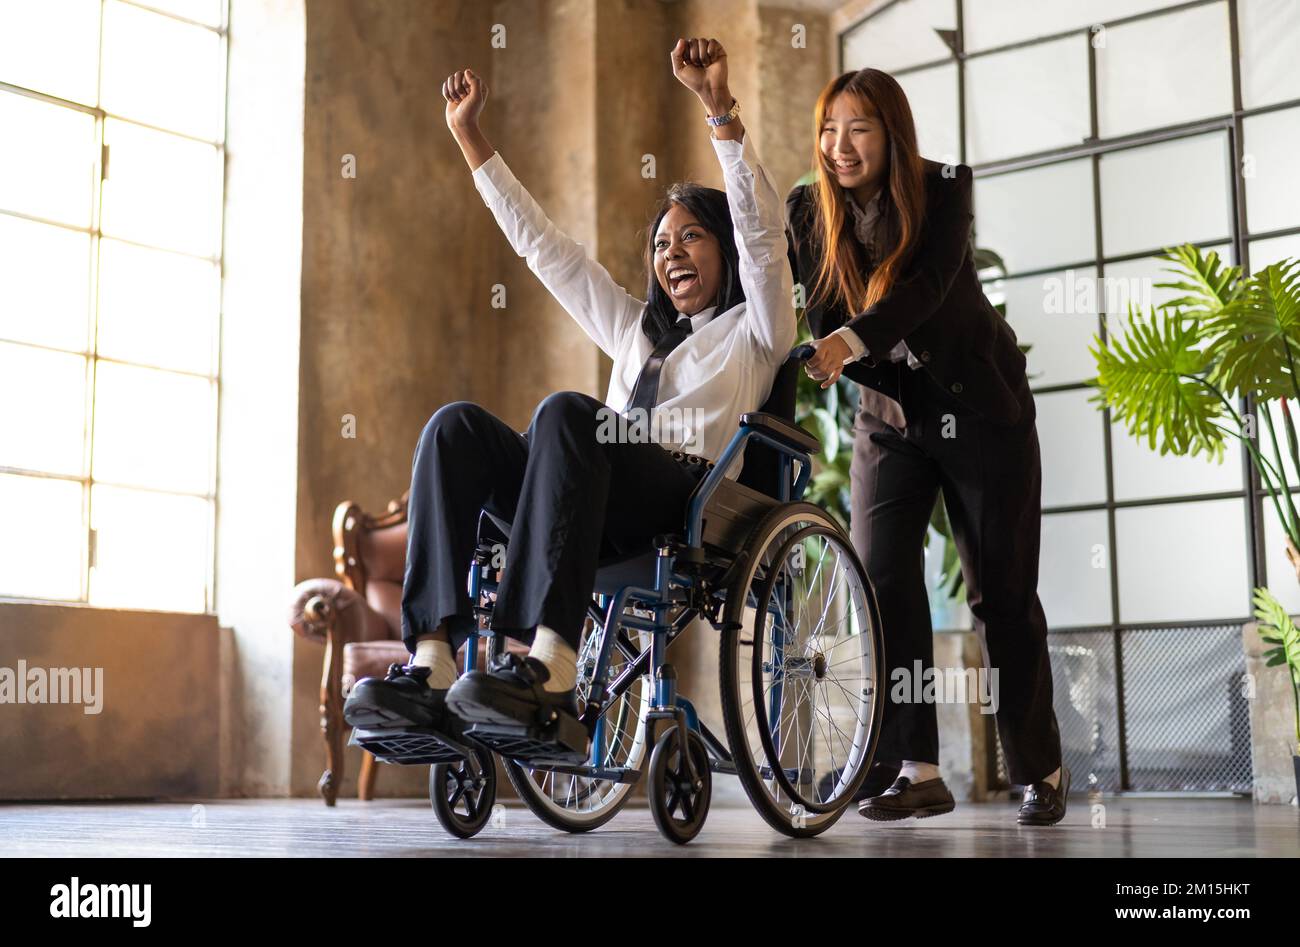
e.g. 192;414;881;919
807;69;927;316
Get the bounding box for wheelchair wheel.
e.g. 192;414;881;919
719;502;885;838
648;724;711;845
430;745;496;839
504;624;652;832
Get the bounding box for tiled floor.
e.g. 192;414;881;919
1;796;1296;857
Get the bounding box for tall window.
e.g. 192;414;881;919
0;0;228;613
841;0;1300;791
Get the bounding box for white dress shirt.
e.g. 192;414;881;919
830;189;922;370
471;132;796;480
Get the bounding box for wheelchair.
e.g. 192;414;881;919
352;345;886;844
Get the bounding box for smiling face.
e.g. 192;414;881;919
820;91;889;204
653;202;723;316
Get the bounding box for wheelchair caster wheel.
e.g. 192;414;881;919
430;746;496;839
648;725;711;845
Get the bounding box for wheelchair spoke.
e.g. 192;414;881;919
812;681;853;769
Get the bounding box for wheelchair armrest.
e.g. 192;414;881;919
739;411;821;457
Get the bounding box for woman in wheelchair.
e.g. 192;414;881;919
343;39;798;760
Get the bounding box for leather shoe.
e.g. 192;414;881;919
446;652;580;728
816;760;901;803
343;663;457;731
858;775;956;821
1018;764;1070;825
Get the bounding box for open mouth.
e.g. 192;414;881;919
668;266;698;296
833;157;863;173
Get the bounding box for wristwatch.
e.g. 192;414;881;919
705;98;741;127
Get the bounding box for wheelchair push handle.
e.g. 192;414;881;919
789;343;816;362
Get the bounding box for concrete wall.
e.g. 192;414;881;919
0;603;220;800
218;0;306;799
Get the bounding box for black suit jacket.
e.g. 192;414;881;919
785;159;1030;426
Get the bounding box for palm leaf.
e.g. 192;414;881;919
1205;257;1300;400
1154;243;1243;316
1089;301;1226;459
1250;587;1300;751
1253;587;1300;678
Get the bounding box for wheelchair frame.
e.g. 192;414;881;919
461;414;824;789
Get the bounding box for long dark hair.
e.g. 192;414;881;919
807;69;926;315
640;182;746;345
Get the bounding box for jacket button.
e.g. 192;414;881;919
920;350;932;363
950;382;963;393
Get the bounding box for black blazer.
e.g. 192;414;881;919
785;159;1030;426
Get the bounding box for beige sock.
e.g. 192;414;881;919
900;760;941;782
412;637;457;690
528;624;577;693
1041;766;1061;790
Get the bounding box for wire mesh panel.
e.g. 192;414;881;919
993;624;1251;793
1120;624;1251;793
1049;631;1122;792
992;630;1121;791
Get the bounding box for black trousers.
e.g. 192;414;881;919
400;391;706;655
851;362;1062;785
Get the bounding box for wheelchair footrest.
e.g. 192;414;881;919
464;714;589;766
349;725;466;766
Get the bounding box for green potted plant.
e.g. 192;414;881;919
1251;587;1300;799
1089;242;1300;795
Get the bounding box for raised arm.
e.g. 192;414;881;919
670;39;796;364
442;69;643;358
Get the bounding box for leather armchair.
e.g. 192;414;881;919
287;492;414;805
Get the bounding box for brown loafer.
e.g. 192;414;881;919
1018;764;1071;825
858;775;956;821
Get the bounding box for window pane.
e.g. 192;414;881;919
1240;0;1300;109
974;158;1095;274
1244;107;1300;238
1249;233;1300;271
1110;418;1242;502
1115;499;1248;623
841;0;955;72
0;91;97;226
965;35;1090;164
91;361;215;494
1263;504;1300;614
101;118;222;257
964;0;1172;53
89;483;211;612
1037;388;1108;507
995;265;1100;388
0;0;100;105
0;473;84;601
0;214;91;351
133;0;223;29
98;239;219;374
101;0;225;141
1040;510;1112;627
0;342;87;476
1096;2;1233;139
895;62;959;162
1099;133;1231;258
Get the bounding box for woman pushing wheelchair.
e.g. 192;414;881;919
343;39;797;758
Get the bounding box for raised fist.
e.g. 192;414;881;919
442;68;488;132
